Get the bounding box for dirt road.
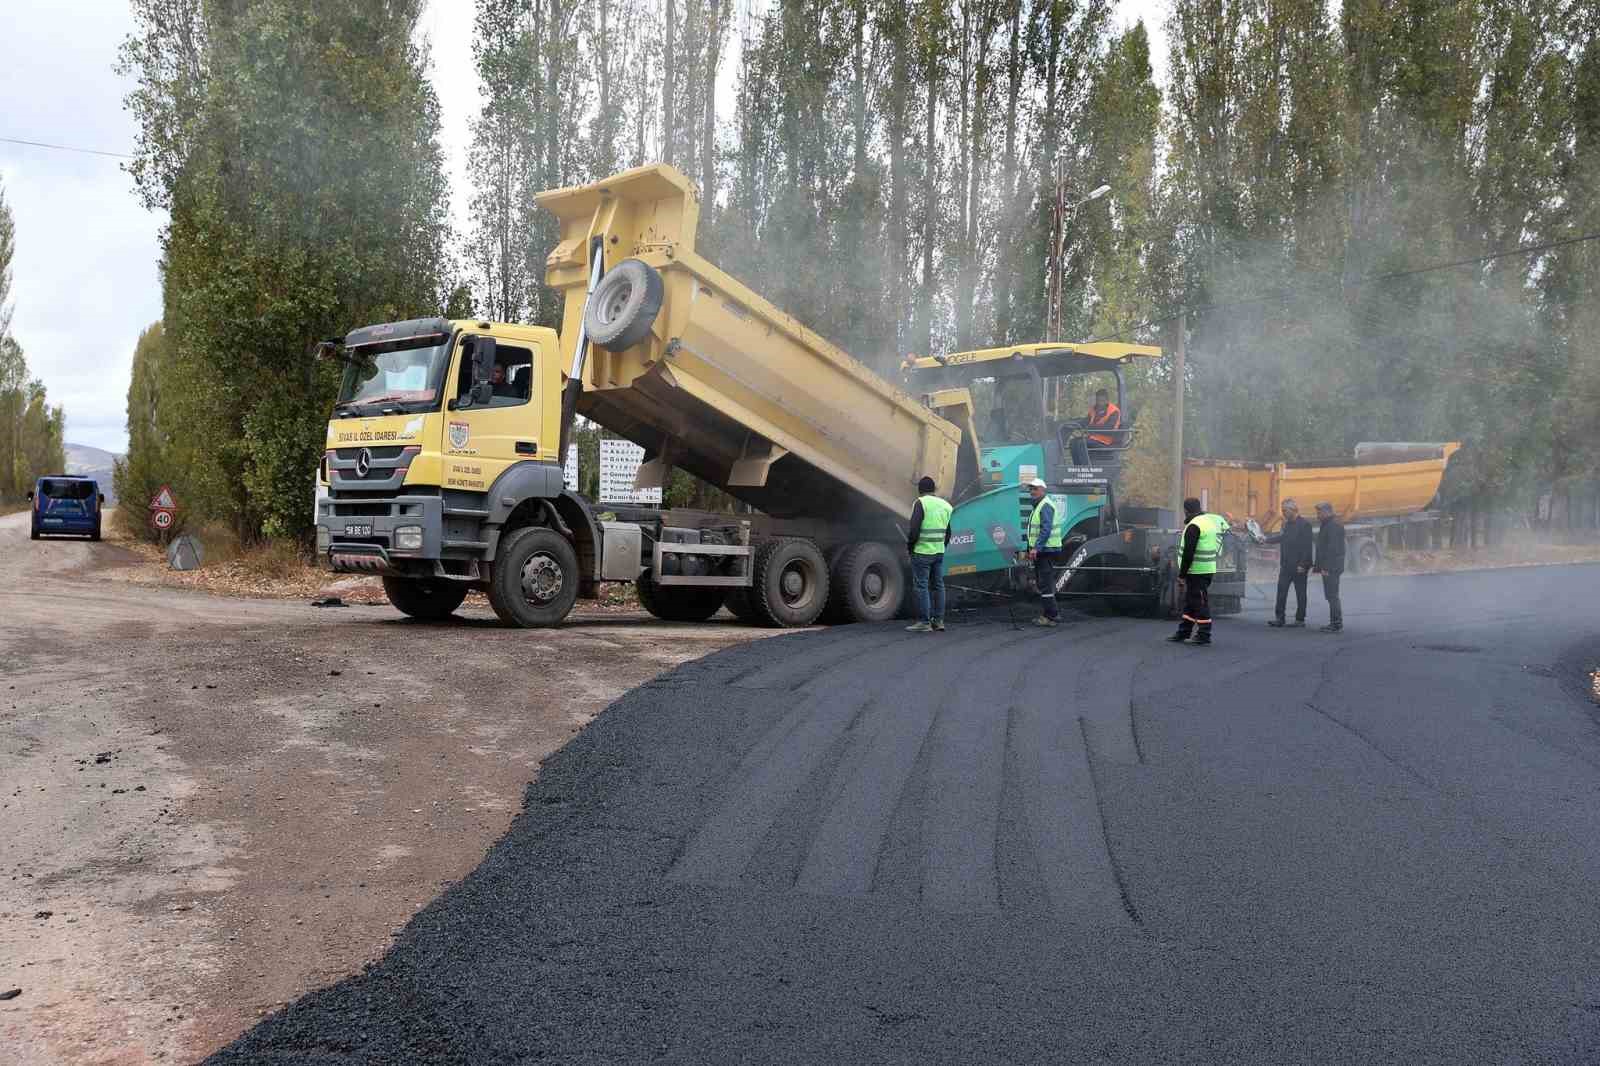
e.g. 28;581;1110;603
0;511;773;1064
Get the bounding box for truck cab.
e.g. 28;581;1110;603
317;316;606;624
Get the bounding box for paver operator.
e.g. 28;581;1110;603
1069;388;1123;465
1264;498;1314;628
1023;478;1064;627
905;476;951;633
1169;496;1228;646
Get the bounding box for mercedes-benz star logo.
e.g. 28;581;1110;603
355;448;372;477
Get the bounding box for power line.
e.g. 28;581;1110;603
0;136;133;160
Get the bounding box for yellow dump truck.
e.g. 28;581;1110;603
314;164;1198;626
1184;442;1461;572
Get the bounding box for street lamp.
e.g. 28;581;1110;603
1047;175;1113;342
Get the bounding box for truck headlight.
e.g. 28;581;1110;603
394;525;423;552
316;525;330;553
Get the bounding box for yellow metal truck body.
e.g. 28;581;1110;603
538;165;960;523
1185;443;1461;531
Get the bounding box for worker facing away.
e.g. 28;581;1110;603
1313;501;1345;632
905;476;952;633
1069;388;1122;465
1169;497;1228;646
1024;477;1064;627
1264;498;1314;627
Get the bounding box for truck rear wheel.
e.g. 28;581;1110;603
585;258;664;351
826;541;905;624
1354;538;1381;574
636;569;727;622
383;576;469;621
488;526;581;627
750;537;829;627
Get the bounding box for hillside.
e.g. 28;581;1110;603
64;443;123;501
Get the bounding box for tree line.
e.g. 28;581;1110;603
0;176;67;503
119;0;1600;540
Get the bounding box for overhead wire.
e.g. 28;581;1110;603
0;136;134;159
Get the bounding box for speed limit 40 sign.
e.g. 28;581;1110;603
151;508;174;531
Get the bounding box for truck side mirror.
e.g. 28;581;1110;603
469;336;496;406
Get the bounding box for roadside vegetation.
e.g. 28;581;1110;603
0;176;68;509
113;0;1600;561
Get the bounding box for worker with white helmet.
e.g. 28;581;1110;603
1023;477;1064;627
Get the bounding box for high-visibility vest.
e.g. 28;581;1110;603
1027;496;1065;551
1087;402;1121;446
1186;512;1229;575
913;494;953;555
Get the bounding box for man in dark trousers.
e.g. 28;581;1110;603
1264;498;1314;627
1313;501;1345;632
1168;497;1228;645
905;476;952;632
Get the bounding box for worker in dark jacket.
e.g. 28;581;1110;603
1264;498;1314;627
1313;501;1345;632
1168;497;1228;645
905;476;952;632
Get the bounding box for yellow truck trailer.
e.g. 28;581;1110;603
1184;442;1461;572
314;164;1199;626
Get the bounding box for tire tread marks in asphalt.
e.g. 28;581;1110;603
668;620;1141;930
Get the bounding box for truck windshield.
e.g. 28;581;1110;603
335;341;449;414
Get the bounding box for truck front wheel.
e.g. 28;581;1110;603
383;576;469;621
489;526;581;627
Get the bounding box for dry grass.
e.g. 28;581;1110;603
1379;541;1600;575
102;520;644;612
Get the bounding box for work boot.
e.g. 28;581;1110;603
1192;627;1213;646
905;621;933;633
1033;616;1058;628
1268;618;1287;628
1320;623;1342;633
931;620;946;632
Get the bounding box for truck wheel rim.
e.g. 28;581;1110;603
779;561;814;608
861;568;885;603
599;282;633;325
521;553;564;604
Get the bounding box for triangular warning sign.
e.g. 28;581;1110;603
149;485;177;510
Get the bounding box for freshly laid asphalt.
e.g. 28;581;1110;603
211;565;1600;1064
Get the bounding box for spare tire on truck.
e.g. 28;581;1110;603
749;537;829;627
584;258;664;352
636;569;727;622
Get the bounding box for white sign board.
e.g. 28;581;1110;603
597;438;661;505
564;445;579;492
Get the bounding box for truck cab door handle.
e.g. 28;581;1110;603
516;441;537;456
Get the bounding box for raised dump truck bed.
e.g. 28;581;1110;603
538;165;960;526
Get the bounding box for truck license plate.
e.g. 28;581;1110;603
343;523;373;537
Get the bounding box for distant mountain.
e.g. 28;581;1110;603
63;443;123;501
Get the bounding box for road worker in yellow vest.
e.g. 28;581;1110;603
1024;477;1065;627
905;475;952;633
1169;496;1229;646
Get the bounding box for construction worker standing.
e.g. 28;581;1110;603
905;475;952;632
1024;477;1065;626
1169;496;1228;645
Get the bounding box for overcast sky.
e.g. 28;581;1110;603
0;0;1166;455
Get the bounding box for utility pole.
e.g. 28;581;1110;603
1170;312;1186;522
1046;160;1065;342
